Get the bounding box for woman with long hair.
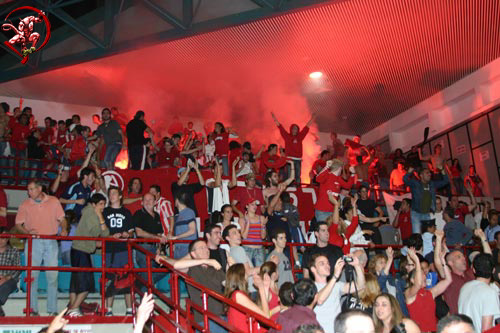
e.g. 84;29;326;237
373;293;421;333
217;204;241;230
224;264;271;332
327;194;359;254
240;199;267;267
404;248;451;332
342;272;380;315
257;262;281;321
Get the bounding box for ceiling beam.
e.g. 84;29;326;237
142;0;187;30
0;0;339;84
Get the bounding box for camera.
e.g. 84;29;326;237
343;255;353;263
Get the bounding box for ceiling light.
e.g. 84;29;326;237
309;71;323;79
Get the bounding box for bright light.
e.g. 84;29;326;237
309;71;323;79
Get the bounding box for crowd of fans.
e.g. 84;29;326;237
0;101;498;333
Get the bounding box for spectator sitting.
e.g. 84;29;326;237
430;196;446;231
341;273;380;315
0;227;21;317
458;253;500;333
216;204;241;233
443;206;473;247
356;185;386;247
257;262;281;321
270;279;320;333
277;281;294;314
373;293;420;333
67;193;110;317
447;186;477;224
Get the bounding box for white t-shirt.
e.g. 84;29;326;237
422;232;434;257
459;280;500;333
430;211;445;231
314;280;345;333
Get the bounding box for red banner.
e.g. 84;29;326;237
103;168;318;231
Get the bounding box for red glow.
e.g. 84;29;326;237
114;150;129;170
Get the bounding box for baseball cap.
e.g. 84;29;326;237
244;197;260;207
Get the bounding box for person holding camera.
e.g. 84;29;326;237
310;254;366;333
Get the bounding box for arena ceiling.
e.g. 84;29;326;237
0;0;499;134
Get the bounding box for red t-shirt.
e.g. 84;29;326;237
56;130;69;147
0;186;7;227
398;211;412;240
233;186;265;211
278;125;309;158
315;171;355;212
66;136;86;161
9;123;30;151
125;192;143;214
407;289;437;332
258;151;287;175
41;127;55;144
228;291;261;333
156;148;179;167
214;132;229;156
311;159;326;176
328;216;359;254
454;205;469;223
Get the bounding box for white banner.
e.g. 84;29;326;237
382;191;412;223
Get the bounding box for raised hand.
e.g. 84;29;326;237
434;230;444;239
136;293;155;325
333;257;345;277
47;308;69;333
474;228;486;241
386;246;394;259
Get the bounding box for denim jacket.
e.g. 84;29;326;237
377;272;409;316
403;173;449;213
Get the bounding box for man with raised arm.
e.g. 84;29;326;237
310;254;365;333
435;228;492;314
271;112;315;184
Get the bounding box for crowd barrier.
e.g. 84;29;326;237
0;231;487;330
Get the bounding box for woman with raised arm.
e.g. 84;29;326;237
405;247;452;332
327;193;359;254
225;263;271;333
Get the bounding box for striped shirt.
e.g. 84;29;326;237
243;216;264;244
0;246;21;280
154;197;174;234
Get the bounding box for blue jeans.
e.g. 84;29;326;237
197;315;228;333
411;210;430;234
103;143;122;169
26;239;59;313
315;210;332;223
174;243;189;259
135;243;163;291
29;159;43;179
243;246;265;267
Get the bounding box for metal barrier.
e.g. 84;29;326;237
0;233;282;332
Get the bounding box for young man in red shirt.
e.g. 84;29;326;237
271;112;315;184
393;198;412;241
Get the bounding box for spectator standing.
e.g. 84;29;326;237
15;180;67;316
133;193;167;289
302;221;343;279
309;150;331;184
464;165;484;197
271;112;315;184
231;173;265;217
0;227;21;317
311;255;366;333
442;206;473;247
126;111;157;170
204;224;228;271
404;166;449;234
0;186;6;227
0;102;9;160
459;253;500;333
60;167;95;219
262;164;294;205
314;159;355;222
169;239;227;332
267;228;294;288
213;122;238;176
102;187;134;316
149;185;174;237
171;161;205;216
405;247;452;332
447;185;477;223
124;177;143;214
89;108;126;170
449;159;464;195
171;192;197;259
330;131;345;160
266;185;292;248
327;194;359;254
67;193;109;317
356;185;386;247
390;161;406;192
270;279;320;333
240;198;267;267
393;198;412;241
431;196;446;231
485;210;500;242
